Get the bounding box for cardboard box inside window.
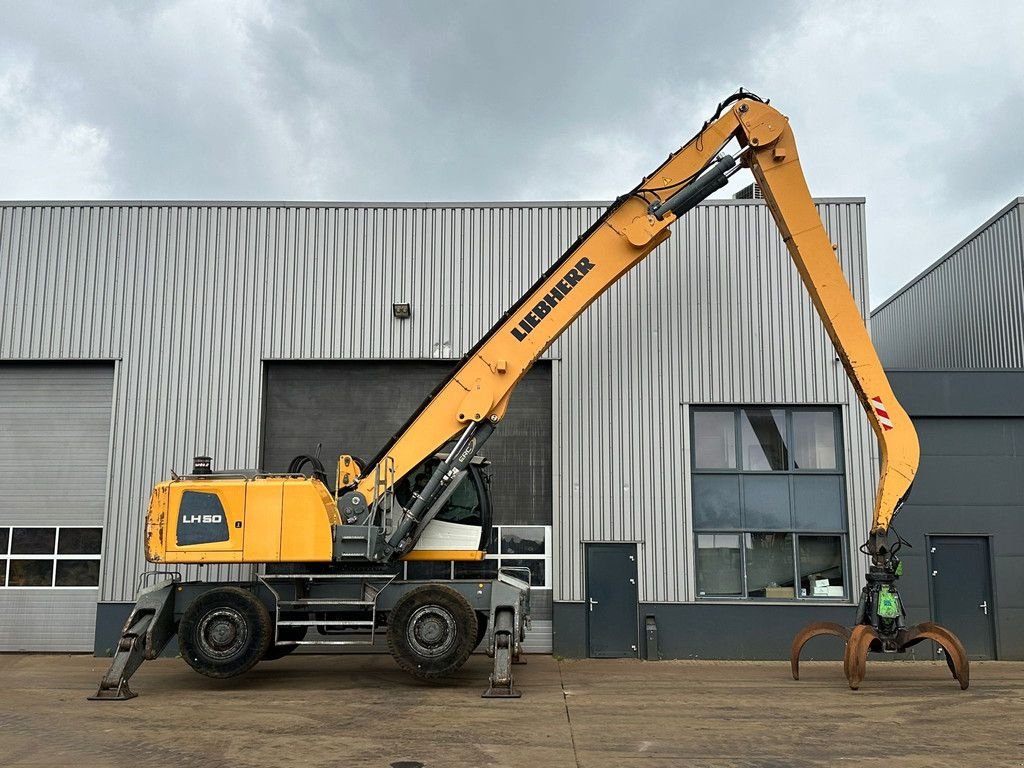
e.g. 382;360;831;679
765;586;795;598
810;579;845;598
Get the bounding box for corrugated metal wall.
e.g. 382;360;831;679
0;363;114;651
872;198;1024;370
0;364;113;525
0;199;875;606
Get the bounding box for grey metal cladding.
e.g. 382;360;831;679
0;363;113;651
0;199;874;607
872;198;1024;370
0;590;99;651
0;363;114;526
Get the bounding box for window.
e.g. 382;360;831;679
404;525;552;589
0;527;103;588
691;407;847;600
693;411;737;469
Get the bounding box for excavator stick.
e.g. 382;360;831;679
789;622;850;680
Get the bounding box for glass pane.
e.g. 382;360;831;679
799;535;845;598
454;560;499;580
405;561;453;580
55;560;100;587
0;560;5;586
693;411;736;469
741;409;789;470
692;475;741;529
500;527;545;555
394;459;439;509
485;526;498;555
57;528;103;555
742;475;791;529
9;560;53;586
745;533;795;598
793;476;846;531
11;528;56;555
395;459;483;527
0;528;8;554
695;533;742;596
793;411;838;470
502;558;545;587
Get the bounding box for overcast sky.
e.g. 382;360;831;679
1;1;1021;305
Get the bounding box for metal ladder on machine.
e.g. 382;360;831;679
257;458;400;649
258;572;396;648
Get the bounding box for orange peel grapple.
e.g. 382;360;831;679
791;533;969;690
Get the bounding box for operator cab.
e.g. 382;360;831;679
394;454;493;554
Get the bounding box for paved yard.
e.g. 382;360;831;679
1;653;1022;767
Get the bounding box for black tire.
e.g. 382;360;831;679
179;587;272;679
387;585;478;680
262;620;307;661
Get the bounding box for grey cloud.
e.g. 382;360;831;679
0;0;1020;303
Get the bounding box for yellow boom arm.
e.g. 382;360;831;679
356;93;918;553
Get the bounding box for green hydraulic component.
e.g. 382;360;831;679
877;586;901;619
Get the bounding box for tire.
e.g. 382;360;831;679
387;585;478;680
179;587;272;679
262;620;307;661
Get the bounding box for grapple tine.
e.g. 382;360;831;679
790;622;851;680
900;622;970;690
843;625;878;690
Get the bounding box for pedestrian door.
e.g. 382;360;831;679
928;535;996;660
585;543;639;658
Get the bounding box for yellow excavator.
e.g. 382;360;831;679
92;90;968;700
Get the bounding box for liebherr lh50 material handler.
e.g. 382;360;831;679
93;91;968;701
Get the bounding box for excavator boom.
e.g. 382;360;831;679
348;91;967;688
356;93;918;560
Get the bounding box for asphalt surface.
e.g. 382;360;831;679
1;653;1022;767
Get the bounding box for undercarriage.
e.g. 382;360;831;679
91;568;530;701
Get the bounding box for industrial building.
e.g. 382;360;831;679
871;197;1024;661
0;197;880;658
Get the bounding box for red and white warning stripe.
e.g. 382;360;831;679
870;396;894;431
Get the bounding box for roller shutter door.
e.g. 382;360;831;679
0;363;114;651
262;360;553;651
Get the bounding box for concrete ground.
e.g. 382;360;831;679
1;654;1022;767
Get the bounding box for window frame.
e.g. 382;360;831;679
690;406;850;602
402;525;552;591
0;525;103;590
693;406;844;475
695;530;849;601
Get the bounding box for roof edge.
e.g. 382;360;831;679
871;196;1024;316
0;196;866;210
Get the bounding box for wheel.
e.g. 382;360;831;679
262;620;307;661
387;585;478;680
178;587;272;678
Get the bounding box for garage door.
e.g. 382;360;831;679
262;360;553;651
0;363;114;651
